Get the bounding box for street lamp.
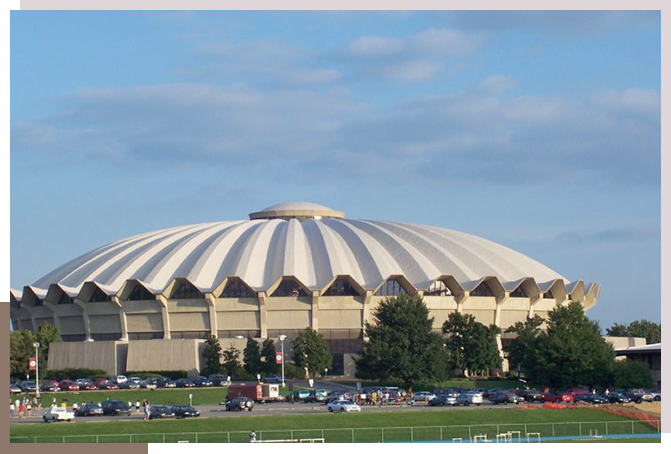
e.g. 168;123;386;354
33;342;40;398
278;334;286;388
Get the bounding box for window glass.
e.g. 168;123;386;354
270;279;308;297
220;280;256;298
425;281;451;296
374;279;407;296
127;284;155;301
171;281;204;299
58;292;74;305
543;289;554;299
510;286;528;298
324;279;359;296
89;287;111;303
471;282;494;297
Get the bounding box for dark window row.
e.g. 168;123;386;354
374;279;406;297
471;282;494;297
171;281;204;299
128;332;164;340
171;331;209;339
217;330;261;339
271;280;308;297
220;281;256;298
89;287;112;303
510;286;528;298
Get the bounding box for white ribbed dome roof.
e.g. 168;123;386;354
27;202;572;296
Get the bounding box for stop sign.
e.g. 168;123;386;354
275;353;283;364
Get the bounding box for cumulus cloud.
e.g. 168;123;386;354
11;77;660;188
338;28;484;81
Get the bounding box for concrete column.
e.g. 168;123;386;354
311;291;320;331
528;294;542;318
494;293;509;327
361;291;373;340
455;291;469;313
157;295;172;339
74;298;92;340
20;303;37;331
258;292;268;338
111;296;128;340
204;293;218;337
43;302;62;332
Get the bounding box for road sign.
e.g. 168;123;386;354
29;357;37;371
275;353;283;364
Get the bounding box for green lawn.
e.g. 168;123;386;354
10;407;658;443
333;378;528;390
550;437;661;443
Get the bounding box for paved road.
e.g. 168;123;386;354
10;400;546;425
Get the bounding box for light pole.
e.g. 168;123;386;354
33;342;40;398
278;334;286;388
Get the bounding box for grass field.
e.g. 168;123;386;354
10;407;659;443
333;379;527;390
551;437;661;443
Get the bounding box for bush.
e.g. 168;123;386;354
124;370;188;380
44;368;108;381
613;361;655;389
284;363;306;380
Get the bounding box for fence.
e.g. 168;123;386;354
10;419;661;443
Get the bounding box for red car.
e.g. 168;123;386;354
541;391;574;403
94;379;118;390
59;380;80;392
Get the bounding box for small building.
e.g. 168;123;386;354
615;343;661;390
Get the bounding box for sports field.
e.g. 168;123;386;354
10;407;660;443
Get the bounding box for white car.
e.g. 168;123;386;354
412;391;437;402
326;400;361;413
43;407;75;423
115;375;128;384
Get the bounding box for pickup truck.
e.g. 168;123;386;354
43;407;75;423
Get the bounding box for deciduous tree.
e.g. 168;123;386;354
292;328;332;379
201;335;223;376
243;337;262;375
442;312;502;376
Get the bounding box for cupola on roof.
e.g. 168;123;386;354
249;201;345;220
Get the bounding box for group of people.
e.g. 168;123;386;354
10;396;39;418
351;391;393;406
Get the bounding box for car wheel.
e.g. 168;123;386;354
328;407;333;412
464;402;470;407
341;408;346;412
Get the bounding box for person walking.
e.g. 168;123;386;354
26;401;32;416
18;402;24;419
249;430;257;443
135;400;140;413
144;401;151;421
72;402;79;414
10;401;15;418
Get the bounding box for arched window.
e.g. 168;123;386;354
271;279;308;297
324;279;359;296
425;280;451;296
220;280;256;298
471;282;494;297
170;281;204;299
375;279;407;297
127;284;155;301
543;290;554;299
89;287;111;303
510;286;528;298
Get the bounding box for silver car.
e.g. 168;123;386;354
456;392;483;406
326;400;361;413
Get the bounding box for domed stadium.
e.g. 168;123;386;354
9;202;600;376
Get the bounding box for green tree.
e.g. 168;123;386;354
260;339;279;375
222;346;241;376
442;312;502;376
606;320;661;344
243;337;262;375
10;330;35;379
292;328;332;379
613;360;655;389
355;294;449;388
505;315;544;374
34;323;61;366
201;335;222;376
528;301;615;388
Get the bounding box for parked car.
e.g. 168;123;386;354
623;389;654;403
156;378;176;388
209;374;230;386
75;379;97;390
101;400;132;416
59;380;80;392
148;405;175;419
288;390;312;402
171;404;200;418
75;402;104;416
41;380;62;392
412;391;437;402
43;407;75;422
19;381;38;392
607;392;631;404
262;375;283;384
490;392;520;405
541;391;573;403
304;390;327;403
428;395;457;406
10;383;23;394
192;376;213;387
517;389;543;402
456;392;483;406
119;380;141;390
647;390;661;401
175;378;196;388
94;379;118;390
575;393;608;404
115;375;128;384
141;378;158;389
225;397;255;412
326;400;361;412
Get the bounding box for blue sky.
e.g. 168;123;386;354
10;11;661;329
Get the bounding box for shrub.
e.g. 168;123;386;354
613;361;655;389
284;363;306;380
124;370;188;380
44;368;108;381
